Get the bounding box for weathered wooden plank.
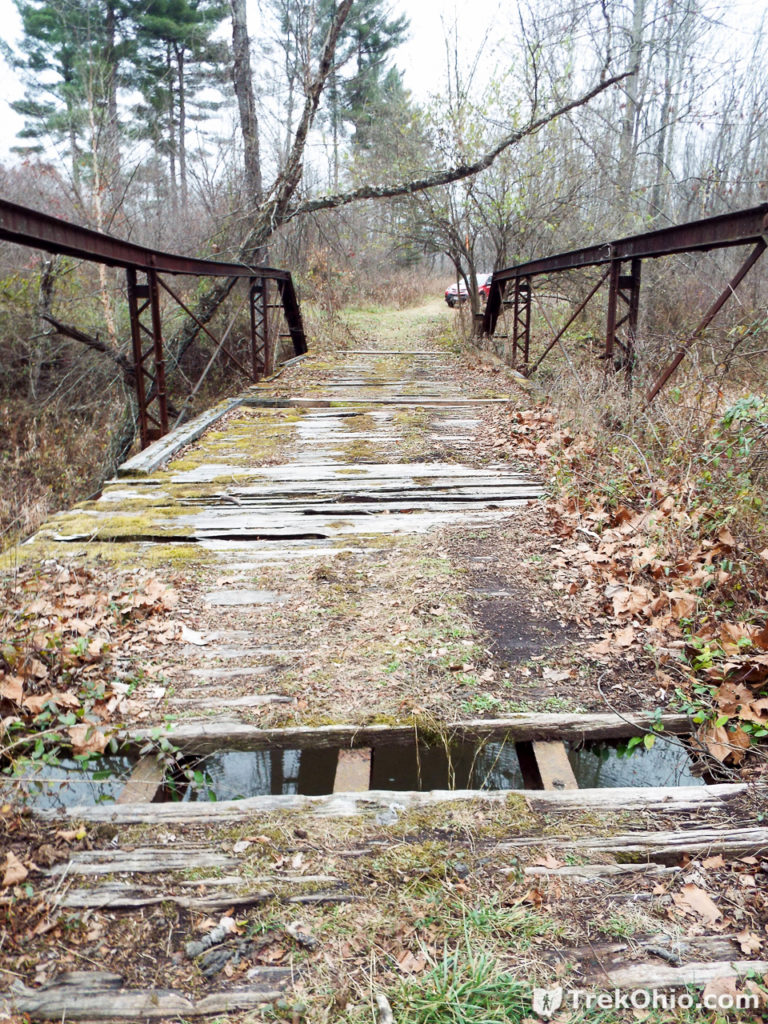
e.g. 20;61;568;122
241;397;510;409
8;970;292;1020
533;741;579;791
49;848;238;876
524;863;677;879
562;825;768;862
123;713;694;755
118;397;242;477
116;755;164;804
38;781;747;825
592;959;768;989
57;885;272;911
334;748;372;792
546;934;747;967
57;874;345;910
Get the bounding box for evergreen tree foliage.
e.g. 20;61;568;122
130;0;230;208
11;0;132;180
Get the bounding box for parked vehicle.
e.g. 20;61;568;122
444;273;492;308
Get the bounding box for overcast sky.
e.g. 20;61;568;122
0;0;762;166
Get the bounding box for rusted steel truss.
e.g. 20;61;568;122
0;198;308;448
483;204;768;400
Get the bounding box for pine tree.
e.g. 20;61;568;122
130;0;229;211
314;0;408;183
11;0;131;189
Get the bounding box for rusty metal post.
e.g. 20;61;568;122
263;278;273;375
623;258;642;381
250;277;263;377
126;268;169;448
126;268;150;449
511;279;520;366
605;259;621;370
147;270;169;436
512;278;532;370
250;276;271;376
521;276;532;366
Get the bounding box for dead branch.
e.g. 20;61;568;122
287;69;631;219
41;313;135;386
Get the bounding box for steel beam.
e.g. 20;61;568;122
644;240;766;405
605;258;641;377
487;204;768;288
0;197;288;280
0;197;309;450
250;278;268;376
512;278;532;369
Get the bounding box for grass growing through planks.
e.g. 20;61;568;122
394;939;530;1024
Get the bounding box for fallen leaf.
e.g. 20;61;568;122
257;942;287;964
55;828;87;843
736;929;762;954
673;883;721;924
702;976;740;1007
614;625;636;647
397;951;426;974
533;852;563;870
3;851;28;887
702;855;725;870
68;724;107;756
181;625;210;646
0;676;23;703
697;723;751;764
22;693;53;714
717;527;736;549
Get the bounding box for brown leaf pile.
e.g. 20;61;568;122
1;564;181;751
494;404;768;766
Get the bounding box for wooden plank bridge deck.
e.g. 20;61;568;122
4;305;767;1020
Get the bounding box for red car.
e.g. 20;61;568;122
444;273;492;308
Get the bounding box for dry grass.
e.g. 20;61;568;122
0;400;121;548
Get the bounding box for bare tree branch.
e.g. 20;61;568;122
287;69;631;219
41;313;135;385
240;0;355;259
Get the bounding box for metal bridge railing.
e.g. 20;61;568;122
483;203;768;403
0;198;307;448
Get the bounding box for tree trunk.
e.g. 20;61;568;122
166;44;178;215
619;0;645;198
104;0;120;179
230;0;263;207
176;44;188;209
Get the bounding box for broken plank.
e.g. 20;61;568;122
57;874;347;911
334;748;372;792
532;741;578;790
502;823;768;862
344;350;443;355
523;863;678;879
546;934;749;970
8;970;292;1021
116;755;164;804
57;885;273;911
592;959;768;989
49;848;238;876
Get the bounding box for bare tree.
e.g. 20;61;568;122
230;0;263;206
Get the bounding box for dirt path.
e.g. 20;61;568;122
2;302;767;1023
